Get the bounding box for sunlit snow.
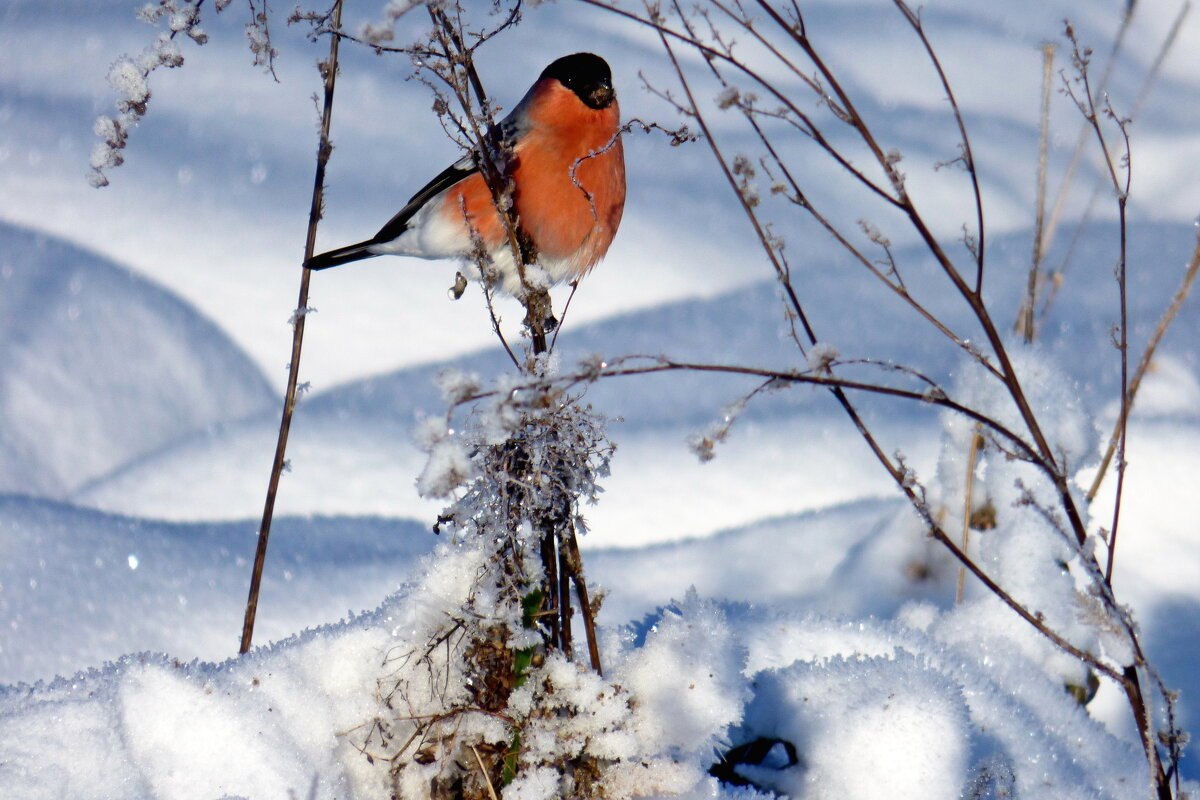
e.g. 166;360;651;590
2;1;1200;798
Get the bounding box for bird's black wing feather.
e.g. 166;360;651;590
371;154;478;244
371;116;525;245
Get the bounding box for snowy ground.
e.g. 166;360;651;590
2;0;1200;798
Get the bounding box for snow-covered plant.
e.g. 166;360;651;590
361;367;628;798
925;350;1103;694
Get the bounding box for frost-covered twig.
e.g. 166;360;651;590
386;367;619;797
90;0;285;187
89;0;205;187
1060;23;1134;587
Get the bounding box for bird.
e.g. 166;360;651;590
305;52;625;297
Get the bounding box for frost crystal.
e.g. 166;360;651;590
91;0;211;187
108;57;150;110
360;0;422;45
578;353;608;381
731;154;755;179
688;399;746;462
807;342;839;374
416;437;473;498
434;368;482;405
687;433;716;462
412;416;450;453
245;18;278;70
522;263;552;291
287;305;317;325
716;85;740;109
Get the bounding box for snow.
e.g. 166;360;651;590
0;220;274;497
3;0;1200;797
618;593;749;763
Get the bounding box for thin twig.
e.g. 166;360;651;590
1040;4;1139;257
1020;43;1056;343
241;0;343;655
1039;2;1189;328
564;526;603;675
549;280;580;351
1088;234;1200;503
1060;23;1133;583
956;427;984;604
759;1;1085;534
893;0;987;291
470;745;500;800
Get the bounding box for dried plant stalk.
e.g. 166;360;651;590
241;0;344;655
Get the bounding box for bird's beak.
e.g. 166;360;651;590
590;85;615;108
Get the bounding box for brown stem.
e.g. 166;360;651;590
1088;235;1200;502
240;0;343;655
754;0;1086;547
558;535;573;659
1123;663;1171;800
565;526;604;675
1020;43;1056;342
1041;6;1138;256
1039;2;1189;327
1107;195;1130;585
428;8;534;305
956;427;984;605
892;0;987;290
1060;30;1133;584
524;288;552;359
540;529;561;648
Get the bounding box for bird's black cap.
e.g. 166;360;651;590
540;52;615;110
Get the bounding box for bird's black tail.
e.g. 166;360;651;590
304;240;380;270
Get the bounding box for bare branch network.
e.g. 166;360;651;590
85;0;1199;797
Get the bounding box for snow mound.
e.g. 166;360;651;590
727;609;1148;800
75;222;1200;534
0;584;1156;800
0;221;275;496
0;494;434;686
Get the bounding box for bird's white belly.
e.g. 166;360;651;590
368;201;468;260
365;197;580;296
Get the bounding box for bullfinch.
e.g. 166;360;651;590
305;52;626;296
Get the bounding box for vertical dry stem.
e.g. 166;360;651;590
240;0;344;655
1040;4;1138;255
1088;235;1200;504
956;428;984;605
422;7;601;671
1019;43;1056;343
